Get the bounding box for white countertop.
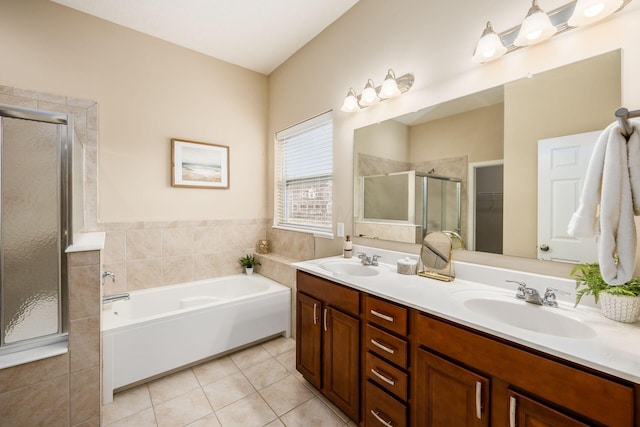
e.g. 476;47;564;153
293;247;640;384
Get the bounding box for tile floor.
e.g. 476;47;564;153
102;337;359;426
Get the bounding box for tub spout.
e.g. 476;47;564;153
102;293;130;304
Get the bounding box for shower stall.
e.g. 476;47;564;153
0;104;75;356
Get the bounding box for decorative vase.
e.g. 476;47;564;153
245;266;253;275
599;293;640;323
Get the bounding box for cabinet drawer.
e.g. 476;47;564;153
296;271;360;315
364;295;408;335
365;324;408;368
365;380;407;427
365;352;408;401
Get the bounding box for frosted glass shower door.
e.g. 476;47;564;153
1;117;61;345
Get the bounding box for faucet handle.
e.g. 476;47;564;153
543;287;570;307
506;280;527;299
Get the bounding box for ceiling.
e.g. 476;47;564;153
50;0;359;75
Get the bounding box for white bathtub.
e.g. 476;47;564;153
102;274;290;404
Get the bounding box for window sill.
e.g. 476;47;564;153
272;225;334;240
0;340;68;369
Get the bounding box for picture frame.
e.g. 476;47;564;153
171;139;229;189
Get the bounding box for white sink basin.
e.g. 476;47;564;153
452;290;596;339
319;261;381;277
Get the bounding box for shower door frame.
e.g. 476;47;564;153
0;103;74;354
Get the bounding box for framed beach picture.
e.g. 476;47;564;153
171;139;229;188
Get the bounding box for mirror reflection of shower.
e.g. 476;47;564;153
0;104;75;355
357;170;461;243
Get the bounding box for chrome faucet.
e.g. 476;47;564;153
357;252;382;266
506;280;569;307
102;270;116;285
102;293;130;304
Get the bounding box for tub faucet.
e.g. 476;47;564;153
102;270;116;285
102;293;130;304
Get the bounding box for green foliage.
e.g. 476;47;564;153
571;263;640;307
238;254;261;268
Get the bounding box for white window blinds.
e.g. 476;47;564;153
275;111;333;235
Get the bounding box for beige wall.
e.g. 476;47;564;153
268;0;640;273
409;104;504;164
503;51;621;258
0;0;268;224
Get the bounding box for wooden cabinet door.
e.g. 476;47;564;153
323;306;360;421
416;348;489;427
296;292;322;389
508;390;590;427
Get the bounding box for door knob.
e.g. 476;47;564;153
539;244;549;252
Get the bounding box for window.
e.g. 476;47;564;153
275;111;333;236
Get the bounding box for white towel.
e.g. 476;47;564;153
567;120;639;285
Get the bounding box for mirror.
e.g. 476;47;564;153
353;50;621;261
418;232;455;282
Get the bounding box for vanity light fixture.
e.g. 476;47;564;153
568;0;624;26
472;21;508;63
341;69;414;112
514;0;557;46
360;79;380;107
473;0;631;64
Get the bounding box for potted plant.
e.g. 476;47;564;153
238;254;261;275
571;263;640;323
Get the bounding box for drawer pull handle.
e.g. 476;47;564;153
370;309;394;323
370;338;395;354
475;381;482;420
371;368;396;386
509;396;516;427
371;410;394;427
323;308;328;332
313;303;318;325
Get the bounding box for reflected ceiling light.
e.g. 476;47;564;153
568;0;624;26
341;69;414;112
514;0;557;46
472;21;507;63
340;88;360;112
360;79;380;106
379;69;402;99
474;0;631;64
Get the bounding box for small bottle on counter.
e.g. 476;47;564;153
343;235;353;258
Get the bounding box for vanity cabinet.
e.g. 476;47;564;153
414;311;636;427
415;348;489;426
295;271;361;421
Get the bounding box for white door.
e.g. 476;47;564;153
537;131;600;263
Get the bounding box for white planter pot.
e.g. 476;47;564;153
245;266;253;275
599;293;640;323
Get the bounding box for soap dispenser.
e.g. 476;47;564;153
343;235;353;258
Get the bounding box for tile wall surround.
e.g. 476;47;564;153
0;250;102;426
